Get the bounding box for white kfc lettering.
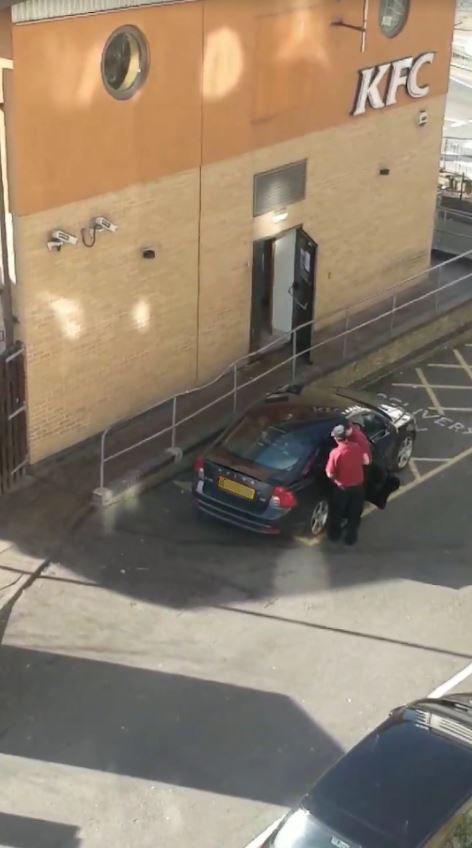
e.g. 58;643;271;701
407;52;435;97
352;63;391;116
385;57;413;106
353;52;436;116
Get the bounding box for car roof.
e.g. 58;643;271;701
305;701;472;848
260;386;370;422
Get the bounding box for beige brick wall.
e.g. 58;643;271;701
197;95;446;378
16;97;445;463
16;170;200;462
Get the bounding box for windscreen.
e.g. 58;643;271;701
221;414;331;472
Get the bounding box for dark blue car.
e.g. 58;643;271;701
193;385;415;538
259;694;472;848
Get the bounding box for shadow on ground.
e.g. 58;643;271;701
0;812;81;848
0;645;342;806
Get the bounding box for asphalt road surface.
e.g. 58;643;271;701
1;341;472;848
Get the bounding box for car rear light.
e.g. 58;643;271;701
270;486;297;509
194;455;205;480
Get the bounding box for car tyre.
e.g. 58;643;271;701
392;431;414;471
306;496;330;538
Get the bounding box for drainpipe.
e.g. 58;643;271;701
0;62;14;350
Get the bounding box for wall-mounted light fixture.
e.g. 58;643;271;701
273;208;289;224
417;110;428;127
47;230;78;252
81;216;118;248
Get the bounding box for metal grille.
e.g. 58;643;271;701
13;0;195;23
0;344;27;495
253;160;307;218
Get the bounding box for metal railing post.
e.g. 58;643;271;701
291;327;297;383
390;293;397;335
342;309;350;360
171;396;177;448
99;430;107;490
233;364;238;413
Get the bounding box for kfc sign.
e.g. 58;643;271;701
352;52;435;117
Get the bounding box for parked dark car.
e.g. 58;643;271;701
193;385;416;537
259;694;472;848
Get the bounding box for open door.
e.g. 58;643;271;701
291;229;317;357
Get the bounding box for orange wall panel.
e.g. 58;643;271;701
8;0;455;215
202;0;455;163
10;2;203;215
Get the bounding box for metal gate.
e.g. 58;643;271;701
0;343;27;494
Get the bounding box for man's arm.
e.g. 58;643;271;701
326;450;336;480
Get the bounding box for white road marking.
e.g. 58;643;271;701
431;407;472;413
409;459;421;481
428;662;472;698
392;383;472;390
427;363;463;369
416;367;444;414
454;348;472;382
244;818;283;848
412;457;450;463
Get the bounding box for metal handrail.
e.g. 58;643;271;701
98;250;472;489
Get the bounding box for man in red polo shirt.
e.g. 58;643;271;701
325;424;365;545
346;422;371;466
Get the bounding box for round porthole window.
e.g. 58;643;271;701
379;0;410;38
102;26;149;99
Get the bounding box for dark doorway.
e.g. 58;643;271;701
250;227;317;357
293;228;317;358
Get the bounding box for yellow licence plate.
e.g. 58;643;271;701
218;477;256;500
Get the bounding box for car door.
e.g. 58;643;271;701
348;409;395;468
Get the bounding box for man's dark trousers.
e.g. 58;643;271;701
328;484;365;544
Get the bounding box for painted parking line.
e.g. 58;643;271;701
428;407;472;413
409;458;421;481
428;662;472;698
244;818;283;848
415;367;444;414
392;383;472;390
454;348;472;381
427;363;464;369
412;457;451;463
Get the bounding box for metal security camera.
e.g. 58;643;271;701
92;216;118;233
47;238;63;252
51;230;78;246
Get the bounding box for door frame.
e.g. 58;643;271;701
251;224;312;352
291;226;318;357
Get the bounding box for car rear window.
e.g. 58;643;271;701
221;415;334;472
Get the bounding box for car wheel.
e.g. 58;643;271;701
393;432;414;470
308;497;330;537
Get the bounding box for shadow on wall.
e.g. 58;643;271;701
0;644;343;806
0;812;81;848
